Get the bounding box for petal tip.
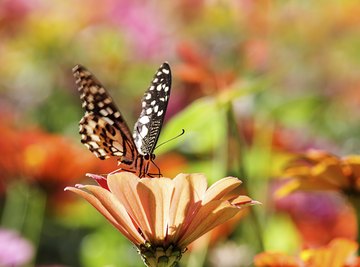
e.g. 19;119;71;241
86;173;106;180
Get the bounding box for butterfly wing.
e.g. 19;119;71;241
73;64;137;161
133;62;172;155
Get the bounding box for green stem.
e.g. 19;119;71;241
226;102;264;252
1;180;46;266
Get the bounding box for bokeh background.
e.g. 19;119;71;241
0;0;359;266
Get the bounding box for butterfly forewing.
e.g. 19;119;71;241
133;62;172;155
73;65;137;161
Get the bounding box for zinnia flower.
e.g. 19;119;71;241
276;150;360;198
65;172;258;267
254;238;359;267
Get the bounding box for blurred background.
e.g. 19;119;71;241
0;0;359;266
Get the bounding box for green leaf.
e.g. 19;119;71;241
156;97;226;155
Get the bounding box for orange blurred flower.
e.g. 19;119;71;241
276;150;360;197
175;42;236;95
0;116;114;203
254;238;359;267
254;251;299;267
66;172;258;266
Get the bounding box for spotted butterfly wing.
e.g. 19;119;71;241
73;63;171;177
73;65;137;163
133;63;171;155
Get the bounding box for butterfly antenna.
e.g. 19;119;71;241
155;129;185;150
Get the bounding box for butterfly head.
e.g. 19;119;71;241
143;153;156;161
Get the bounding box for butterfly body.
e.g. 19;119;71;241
73;62;171;177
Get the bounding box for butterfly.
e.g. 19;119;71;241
73;62;171;178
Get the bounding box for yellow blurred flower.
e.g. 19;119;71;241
66;172;258;267
276;150;360;198
254;238;359;267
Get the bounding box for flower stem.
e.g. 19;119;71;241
226;102;264;252
1;180;46;265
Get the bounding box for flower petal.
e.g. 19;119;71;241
138;177;174;244
178;200;240;248
86;173;109;190
231;195;258;206
254;252;300;267
107;172;153;240
301;238;358;267
203;177;242;204
65;186;145;245
168;173;207;242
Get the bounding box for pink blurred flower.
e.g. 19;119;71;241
0;0;38;32
0;229;34;266
275;190;357;248
109;0;173;59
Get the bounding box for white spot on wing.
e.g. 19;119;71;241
104;98;111;104
103;117;114;125
140;126;148;137
90;86;97;94
157;110;164;116
146;108;152;115
139;116;150;124
88;120;97;129
88;103;94;110
99;109;108;116
89;141;99;149
91;134;101;142
106;107;114;114
162;68;170;74
145;93;151;100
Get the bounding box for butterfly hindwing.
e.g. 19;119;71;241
73;65;137;161
79;113;124;159
133;62;172;155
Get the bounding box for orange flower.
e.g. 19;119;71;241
254;251;300;267
254;238;359;267
66;172;258;266
301;238;358;267
276;150;360;198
